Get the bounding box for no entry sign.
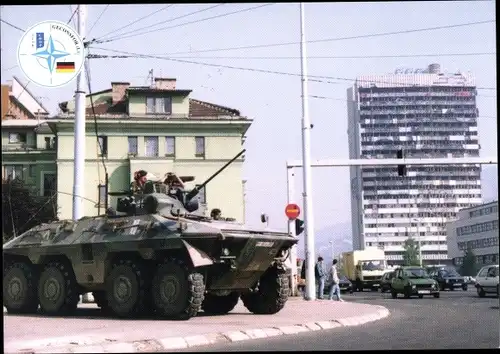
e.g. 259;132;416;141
285;203;300;220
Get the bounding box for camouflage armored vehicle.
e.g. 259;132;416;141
3;150;298;320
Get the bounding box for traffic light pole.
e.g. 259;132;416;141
285;156;497;269
286;157;497;168
286;167;298;296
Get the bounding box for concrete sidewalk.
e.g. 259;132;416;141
4;297;390;353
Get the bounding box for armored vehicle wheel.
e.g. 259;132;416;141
105;260;149;317
241;266;289;315
152;261;205;320
38;262;79;315
202;292;240;315
3;262;39;314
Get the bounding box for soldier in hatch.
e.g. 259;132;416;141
130;170;148;194
164;173;186;203
211;208;222;220
211;208;236;222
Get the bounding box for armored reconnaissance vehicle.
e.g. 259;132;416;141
3;150;298;320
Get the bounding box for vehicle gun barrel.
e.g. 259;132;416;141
185;149;246;202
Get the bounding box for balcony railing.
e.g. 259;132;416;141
2;144;56;151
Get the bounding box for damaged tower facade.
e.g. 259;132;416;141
347;63;482;265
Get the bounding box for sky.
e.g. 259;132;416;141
1;2;497;239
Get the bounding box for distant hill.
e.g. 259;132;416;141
482;165;498;202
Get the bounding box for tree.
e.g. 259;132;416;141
402;238;421;266
459;246;478;276
2;178;58;243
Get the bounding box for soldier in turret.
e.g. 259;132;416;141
165;173;186;203
130;170;148;194
211;208;236;222
211;208;222;220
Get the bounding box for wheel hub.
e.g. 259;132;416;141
114;276;132;303
8;276;23;299
160;275;180;303
43;277;61;301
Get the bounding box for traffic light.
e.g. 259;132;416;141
295;218;305;236
397;149;407;177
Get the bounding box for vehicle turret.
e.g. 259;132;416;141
108;149;246;220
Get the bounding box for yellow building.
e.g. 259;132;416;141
5;77;252;222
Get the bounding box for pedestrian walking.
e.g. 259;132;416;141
328;259;344;302
315;256;326;299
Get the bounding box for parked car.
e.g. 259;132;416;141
324;274;353;295
380;271;395;293
428;266;468;291
475;265;499;297
390;266;440;299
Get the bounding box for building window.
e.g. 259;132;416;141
195;137;205;157
42;173;57;197
45;137;51;149
98;136;108;156
146;96;172;114
128;136;138;155
3;165;23;180
165;136;175;157
145;136;159;157
28;165;35;178
9;132;27;144
98;184;107;207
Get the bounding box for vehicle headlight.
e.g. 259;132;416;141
408;281;413;286
222;248;230;256
445;279;449;283
431;283;436;288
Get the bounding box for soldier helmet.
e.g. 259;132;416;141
211;208;221;218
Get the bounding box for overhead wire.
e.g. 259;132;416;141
87;4;110;37
93;3;274;44
140;19;495;56
88;51;496;60
95;4;174;41
2;64;18;72
67;5;78;25
0;19;24;32
94;4;220;42
85;50;109;179
87;47;498;91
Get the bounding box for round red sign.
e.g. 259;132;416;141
285;203;300;220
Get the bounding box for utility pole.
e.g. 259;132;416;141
72;4;87;221
286;167;298;296
299;2;316;301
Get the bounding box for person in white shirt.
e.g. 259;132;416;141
328;259;344;302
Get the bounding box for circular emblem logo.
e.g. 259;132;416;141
17;20;85;88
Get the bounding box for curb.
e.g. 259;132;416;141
16;305;390;353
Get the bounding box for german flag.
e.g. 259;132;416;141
56;62;75;73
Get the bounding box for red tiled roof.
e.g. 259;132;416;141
85;101;127;115
59;95;241;118
188;99;240;117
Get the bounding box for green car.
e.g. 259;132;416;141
390;266;440;299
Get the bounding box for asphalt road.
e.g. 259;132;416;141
174;288;499;351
